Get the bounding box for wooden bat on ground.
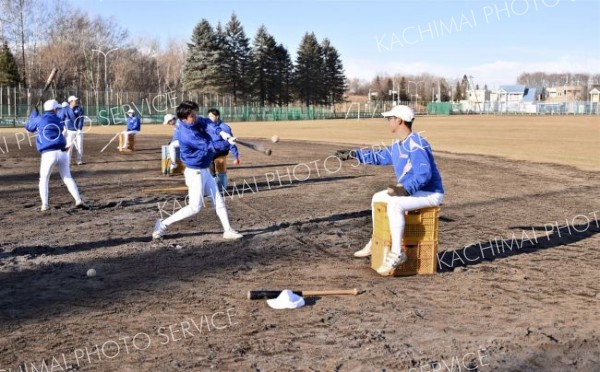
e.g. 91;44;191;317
31;68;59;114
235;139;272;156
247;288;358;300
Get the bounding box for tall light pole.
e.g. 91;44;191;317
407;80;424;111
92;47;119;107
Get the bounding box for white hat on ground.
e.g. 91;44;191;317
266;289;305;310
381;105;415;122
163;113;176;125
43;99;61;111
67;95;78;102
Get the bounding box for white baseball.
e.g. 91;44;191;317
271;135;280;143
87;268;97;277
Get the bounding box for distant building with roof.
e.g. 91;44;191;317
545;85;584;102
488;85;542;113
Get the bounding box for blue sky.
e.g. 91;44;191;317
77;0;599;88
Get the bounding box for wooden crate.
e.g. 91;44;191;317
161;145;185;176
118;133;136;151
371;203;440;276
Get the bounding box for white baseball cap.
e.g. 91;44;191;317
266;289;305;310
381;105;415;122
163;113;176;125
43;99;61;111
61;102;68;107
127;109;135;114
67;95;78;102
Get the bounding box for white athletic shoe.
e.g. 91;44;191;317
41;204;49;212
152;219;167;240
170;161;178;170
376;251;408;276
353;239;373;257
223;229;243;240
77;160;84;165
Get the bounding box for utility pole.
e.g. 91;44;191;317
91;47;120;107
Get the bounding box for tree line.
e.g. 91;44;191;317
0;0;346;107
182;15;346;107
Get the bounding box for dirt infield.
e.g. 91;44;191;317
0;124;599;371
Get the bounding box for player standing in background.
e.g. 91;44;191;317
152;101;242;240
163;113;179;171
26;100;89;211
206;108;239;191
63;95;85;165
120;109;141;151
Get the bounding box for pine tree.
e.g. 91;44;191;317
213;22;228;93
272;44;293;106
0;41;21;86
223;13;253;104
320;38;346;106
453;81;463;101
439;79;451;102
293;32;324;106
251;25;278;106
182;19;220;92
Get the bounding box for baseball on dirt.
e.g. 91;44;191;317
271;135;280;143
87;268;97;277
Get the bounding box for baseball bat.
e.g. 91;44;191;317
100;132;121;153
247;288;358;300
235;139;272;156
32;68;59;112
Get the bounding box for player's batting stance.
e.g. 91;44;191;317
152;101;242;240
26;100;89;211
338;105;444;275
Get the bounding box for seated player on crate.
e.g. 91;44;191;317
163;113;179;171
119;109;141;151
337;105;444;275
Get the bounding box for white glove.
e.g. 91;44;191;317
227;137;237;145
219;131;232;140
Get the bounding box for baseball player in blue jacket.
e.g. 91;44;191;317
120;109;141;150
349;105;444;275
62;95;85;165
152;101;242;241
26;100;89;211
206;108;239;191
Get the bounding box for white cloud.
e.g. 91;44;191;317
345;56;600;88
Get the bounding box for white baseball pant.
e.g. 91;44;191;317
371;190;444;255
122;130;140;148
39;150;82;206
65;130;83;163
168;140;180;163
162;168;232;231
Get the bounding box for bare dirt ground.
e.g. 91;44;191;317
0;129;599;371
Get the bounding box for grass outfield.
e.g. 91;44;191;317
1;115;598;171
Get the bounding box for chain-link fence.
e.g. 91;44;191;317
0;86;340;127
